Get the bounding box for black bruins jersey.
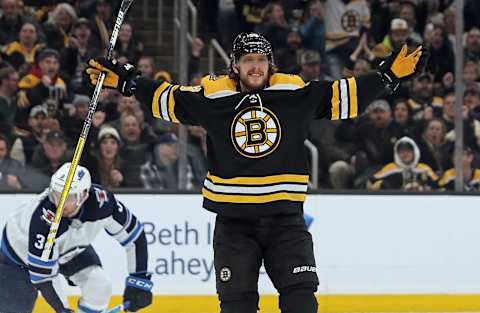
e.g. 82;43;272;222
368;162;438;191
135;73;385;216
438;168;480;191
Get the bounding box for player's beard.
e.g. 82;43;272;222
239;70;269;92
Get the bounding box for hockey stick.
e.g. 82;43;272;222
41;0;135;261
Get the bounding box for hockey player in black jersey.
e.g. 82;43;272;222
86;32;427;313
0;163;152;313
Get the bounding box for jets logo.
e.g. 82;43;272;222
41;208;55;225
230;106;281;158
77;169;85;180
94;187;108;208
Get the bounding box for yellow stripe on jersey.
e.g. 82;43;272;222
167;85;180;123
439;168;455;186
373;163;401;179
202;188;306;203
152;82;170;119
417;163;438;180
268;73;305;89
347;77;358;118
206;173;309;185
201;75;238;98
331;80;340;120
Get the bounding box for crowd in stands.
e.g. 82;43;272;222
0;0;208;191
0;0;479;192
201;0;480;191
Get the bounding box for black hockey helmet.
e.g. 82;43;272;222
231;32;274;64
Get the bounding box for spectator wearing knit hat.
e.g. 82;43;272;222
84;126;125;188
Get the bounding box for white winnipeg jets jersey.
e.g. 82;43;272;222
1;184;147;285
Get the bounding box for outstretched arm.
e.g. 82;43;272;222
311;44;428;120
85;58;205;125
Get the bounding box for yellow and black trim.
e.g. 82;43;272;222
4;41;44;64
439;168;480;189
331;77;358;120
201;75;238;99
151;82;179;123
202;173;309;205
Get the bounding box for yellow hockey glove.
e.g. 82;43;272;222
85;58;139;96
378;44;429;92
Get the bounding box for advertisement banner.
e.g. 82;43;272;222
1;194;480;296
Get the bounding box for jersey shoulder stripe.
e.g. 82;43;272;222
266;73;305;90
439;168;455;186
373;163;401;179
201;75;239;99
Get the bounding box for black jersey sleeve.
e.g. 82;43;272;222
135;77;208;126
308;73;386;120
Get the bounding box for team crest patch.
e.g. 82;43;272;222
94;187;108;208
41;208;55;225
230;106;281;158
219;267;231;282
341;9;361;32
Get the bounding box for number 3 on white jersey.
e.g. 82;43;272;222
34;234;46;249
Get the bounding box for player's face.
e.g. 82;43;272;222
51;192;81;217
237;53;269;92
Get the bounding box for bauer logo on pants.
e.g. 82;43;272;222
219;267;232;282
230;106;281;159
292;265;316;274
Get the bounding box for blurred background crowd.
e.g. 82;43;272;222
0;0;478;192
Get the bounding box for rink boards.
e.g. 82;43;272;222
0;193;479;312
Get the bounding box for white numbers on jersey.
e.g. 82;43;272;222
116;200;123;212
34;234;46;249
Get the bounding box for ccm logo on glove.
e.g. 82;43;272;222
126;276;153;291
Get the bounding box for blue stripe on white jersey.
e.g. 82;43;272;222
29;272;57;284
28;253;57;268
120;222;143;246
1;230;25;267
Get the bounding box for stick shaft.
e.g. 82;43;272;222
41;0;134;261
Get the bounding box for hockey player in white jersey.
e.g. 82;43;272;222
0;163;152;313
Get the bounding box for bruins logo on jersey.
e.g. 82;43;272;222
341;9;361;32
230;106;281;158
